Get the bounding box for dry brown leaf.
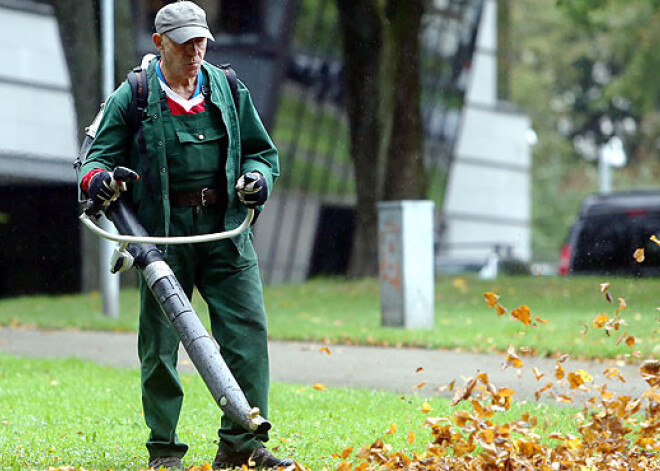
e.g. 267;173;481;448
415;367;424;373
556;394;573;403
599;282;610;293
616;297;627;314
615;331;628;346
453;410;472;427
341;446;353;459
497;387;515;398
384;423;397;435
407;430;415;444
532;367;544;381
568;372;584;389
593;314;609;328
319;346;331;355
412;382;427;390
633;248;645;263
484;292;500;308
312;382;327;391
421;402;433;413
575;369;592;383
605;292;613;303
603;367;626;383
625;335;635;349
496;303;507;316
511;305;531;327
555;363;565;380
535;382;553;400
451;375;483;406
651;234;660;246
640;359;660;387
337;461;352;471
503;345;524;370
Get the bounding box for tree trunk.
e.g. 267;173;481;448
51;0;136;291
50;0;101;143
382;0;426;201
50;0;135;141
336;0;383;277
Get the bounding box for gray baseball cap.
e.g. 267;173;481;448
155;1;215;44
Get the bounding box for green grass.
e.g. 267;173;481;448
1;275;659;360
0;355;576;471
265;275;660;360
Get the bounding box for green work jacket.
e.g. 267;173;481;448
79;58;279;253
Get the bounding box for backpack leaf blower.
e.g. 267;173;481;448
79;167;270;435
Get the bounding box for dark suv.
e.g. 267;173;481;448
558;191;660;276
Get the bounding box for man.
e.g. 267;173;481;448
78;2;291;469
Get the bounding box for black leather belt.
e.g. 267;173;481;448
171;187;220;207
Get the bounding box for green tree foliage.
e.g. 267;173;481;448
553;0;660;161
510;0;660;261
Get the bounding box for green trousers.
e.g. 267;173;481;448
138;204;270;460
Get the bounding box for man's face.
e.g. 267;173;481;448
154;33;207;79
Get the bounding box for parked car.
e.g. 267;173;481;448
558;191;660;276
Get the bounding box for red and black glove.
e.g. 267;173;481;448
82;170;123;205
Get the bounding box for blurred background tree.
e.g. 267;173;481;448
49;0;135;142
510;0;660;261
337;0;427;277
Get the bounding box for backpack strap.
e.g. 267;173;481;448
126;66;148;134
125;61;156;196
218;63;240;112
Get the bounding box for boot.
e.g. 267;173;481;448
213;446;293;469
148;456;183;470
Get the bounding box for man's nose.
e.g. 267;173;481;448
185;41;200;55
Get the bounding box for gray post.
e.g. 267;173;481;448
378;201;435;329
100;0;120;317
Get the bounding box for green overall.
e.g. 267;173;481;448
138;91;270;460
79;59;278;461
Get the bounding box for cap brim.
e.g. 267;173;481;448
167;26;215;44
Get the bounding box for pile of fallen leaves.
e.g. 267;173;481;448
335;283;660;470
34;277;660;471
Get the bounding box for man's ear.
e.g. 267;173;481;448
152;33;164;52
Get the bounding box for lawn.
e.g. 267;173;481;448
0;355;577;471
1;275;659;360
2;276;660;470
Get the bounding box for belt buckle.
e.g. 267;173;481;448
200;187;210;207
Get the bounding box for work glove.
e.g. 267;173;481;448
235;172;268;207
88;170;124;205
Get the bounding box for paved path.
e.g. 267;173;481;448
0;328;650;403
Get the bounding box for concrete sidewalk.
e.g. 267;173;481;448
0;328;649;403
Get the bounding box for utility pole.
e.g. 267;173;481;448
100;0;120;317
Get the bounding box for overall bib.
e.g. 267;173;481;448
138;90;270;460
